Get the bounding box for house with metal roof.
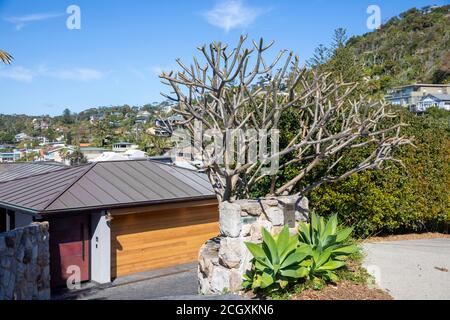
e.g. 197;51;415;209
385;83;450;112
0;159;218;287
415;93;450;112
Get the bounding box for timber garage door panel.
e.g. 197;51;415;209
111;205;218;277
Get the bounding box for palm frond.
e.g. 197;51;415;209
0;50;13;64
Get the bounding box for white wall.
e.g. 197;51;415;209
90;211;111;284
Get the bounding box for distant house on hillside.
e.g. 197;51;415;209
32;118;49;131
135;110;151;124
90;149;147;162
44;146;75;165
15;133;31;142
80;147;108;161
0;151;21;163
112;142;138;153
415;94;450;112
385;83;450;112
89;114;105;124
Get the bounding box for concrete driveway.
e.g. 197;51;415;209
54;262;244;300
363;238;450;300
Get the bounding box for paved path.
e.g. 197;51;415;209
363;238;450;300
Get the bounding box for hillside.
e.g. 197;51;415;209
347;5;450;90
0;101;173;147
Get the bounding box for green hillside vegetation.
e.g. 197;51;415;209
300;5;450;236
349;5;450;91
0;102;172;152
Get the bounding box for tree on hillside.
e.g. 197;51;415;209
63;148;87;166
160;36;411;202
62;108;73;124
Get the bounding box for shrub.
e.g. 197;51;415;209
309;108;450;237
297;213;358;282
244;214;358;293
243;226;309;292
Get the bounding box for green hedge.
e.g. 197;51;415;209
309;107;450;237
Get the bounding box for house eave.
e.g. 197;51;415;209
37;194;218;216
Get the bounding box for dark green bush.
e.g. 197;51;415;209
309;107;450;237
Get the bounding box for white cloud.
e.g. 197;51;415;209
202;0;269;32
5;12;65;30
49;68;105;81
0;66;34;82
0;65;106;82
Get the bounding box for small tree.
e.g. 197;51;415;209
160;36;411;202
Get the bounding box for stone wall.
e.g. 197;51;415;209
198;196;308;294
0;222;50;300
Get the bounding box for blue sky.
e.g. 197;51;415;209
0;0;447;116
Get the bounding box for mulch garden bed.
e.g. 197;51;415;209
364;232;450;243
292;281;392;300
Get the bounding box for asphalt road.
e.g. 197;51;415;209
363;238;450;300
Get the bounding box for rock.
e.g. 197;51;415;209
0;257;11;269
229;269;243;293
264;198;279;206
218;237;243;269
210;265;230;294
37;289;50;300
241;223;251;237
219;202;242;237
15;246;25;262
237;200;264;216
1;268;11;289
0;237;6;252
249;220;272;243
271;226;284;235
199;196;309;295
295;196;309;222
198;269;211;295
4;236;15;248
23;248;32;264
199;239;220;277
0;222;50;300
265;206;284;226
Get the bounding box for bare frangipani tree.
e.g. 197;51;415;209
160;35;411;202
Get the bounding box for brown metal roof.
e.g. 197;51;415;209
0;162;67;183
0;160;215;214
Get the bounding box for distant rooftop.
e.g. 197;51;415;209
425;94;450;101
391;83;450;89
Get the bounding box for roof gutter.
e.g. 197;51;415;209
0;201;41;217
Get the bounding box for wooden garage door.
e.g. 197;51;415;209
111;203;218;277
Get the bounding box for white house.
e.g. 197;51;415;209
90;150;147;162
415;94;450;112
15;133;31;142
112;142;138;153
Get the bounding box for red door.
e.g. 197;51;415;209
49;215;90;287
